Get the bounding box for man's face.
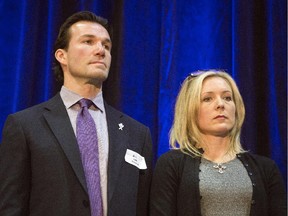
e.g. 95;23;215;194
61;21;112;84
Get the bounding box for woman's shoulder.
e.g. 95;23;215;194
238;152;279;170
155;150;182;165
240;152;275;162
154;149;199;178
158;149;189;161
156;149;199;167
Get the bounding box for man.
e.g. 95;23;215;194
0;11;153;216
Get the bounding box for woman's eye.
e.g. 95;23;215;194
224;96;232;101
202;97;212;102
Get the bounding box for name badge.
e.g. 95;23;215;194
125;149;147;170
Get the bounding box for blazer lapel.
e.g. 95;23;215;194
43;94;88;193
105;104;129;202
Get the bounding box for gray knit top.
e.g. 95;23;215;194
199;157;253;216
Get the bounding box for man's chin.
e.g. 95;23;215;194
88;72;109;84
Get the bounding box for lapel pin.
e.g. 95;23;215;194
118;123;124;130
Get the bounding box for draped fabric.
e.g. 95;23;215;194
0;0;286;181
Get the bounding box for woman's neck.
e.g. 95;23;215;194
200;135;235;163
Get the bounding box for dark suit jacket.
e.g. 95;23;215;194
0;93;153;216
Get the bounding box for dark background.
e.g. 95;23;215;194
0;0;286;182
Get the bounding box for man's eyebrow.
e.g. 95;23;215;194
80;34;111;43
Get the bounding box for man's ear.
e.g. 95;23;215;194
55;49;67;65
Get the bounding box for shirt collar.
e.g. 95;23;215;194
60;86;105;112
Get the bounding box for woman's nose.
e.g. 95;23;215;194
216;98;224;109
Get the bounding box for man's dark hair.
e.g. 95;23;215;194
53;11;111;82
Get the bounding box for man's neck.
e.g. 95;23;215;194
63;77;102;99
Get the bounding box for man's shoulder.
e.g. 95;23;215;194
105;103;149;129
9;94;62;118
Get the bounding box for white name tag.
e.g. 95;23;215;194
124;149;147;170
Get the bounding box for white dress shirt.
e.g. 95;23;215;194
60;86;109;216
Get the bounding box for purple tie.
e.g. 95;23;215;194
76;99;103;216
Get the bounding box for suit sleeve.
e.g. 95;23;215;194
149;152;179;216
0;114;30;215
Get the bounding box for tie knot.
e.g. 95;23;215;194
78;98;93;108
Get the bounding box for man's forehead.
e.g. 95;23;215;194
70;21;109;36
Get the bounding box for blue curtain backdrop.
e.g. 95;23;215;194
0;0;286;181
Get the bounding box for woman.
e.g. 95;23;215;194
150;70;286;216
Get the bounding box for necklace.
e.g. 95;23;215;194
213;163;227;174
202;152;235;174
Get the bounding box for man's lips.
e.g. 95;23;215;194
89;61;106;67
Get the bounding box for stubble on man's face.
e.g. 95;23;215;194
64;21;112;86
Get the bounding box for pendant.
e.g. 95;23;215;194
213;163;226;173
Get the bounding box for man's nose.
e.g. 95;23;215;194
94;42;105;56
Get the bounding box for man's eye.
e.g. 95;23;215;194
104;44;111;50
84;40;92;44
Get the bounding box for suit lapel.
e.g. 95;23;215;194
42;94;88;193
105;104;129;202
42;97;129;199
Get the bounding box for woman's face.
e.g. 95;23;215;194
197;76;236;137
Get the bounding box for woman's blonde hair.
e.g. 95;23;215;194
169;70;246;157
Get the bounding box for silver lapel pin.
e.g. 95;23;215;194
118;123;124;130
